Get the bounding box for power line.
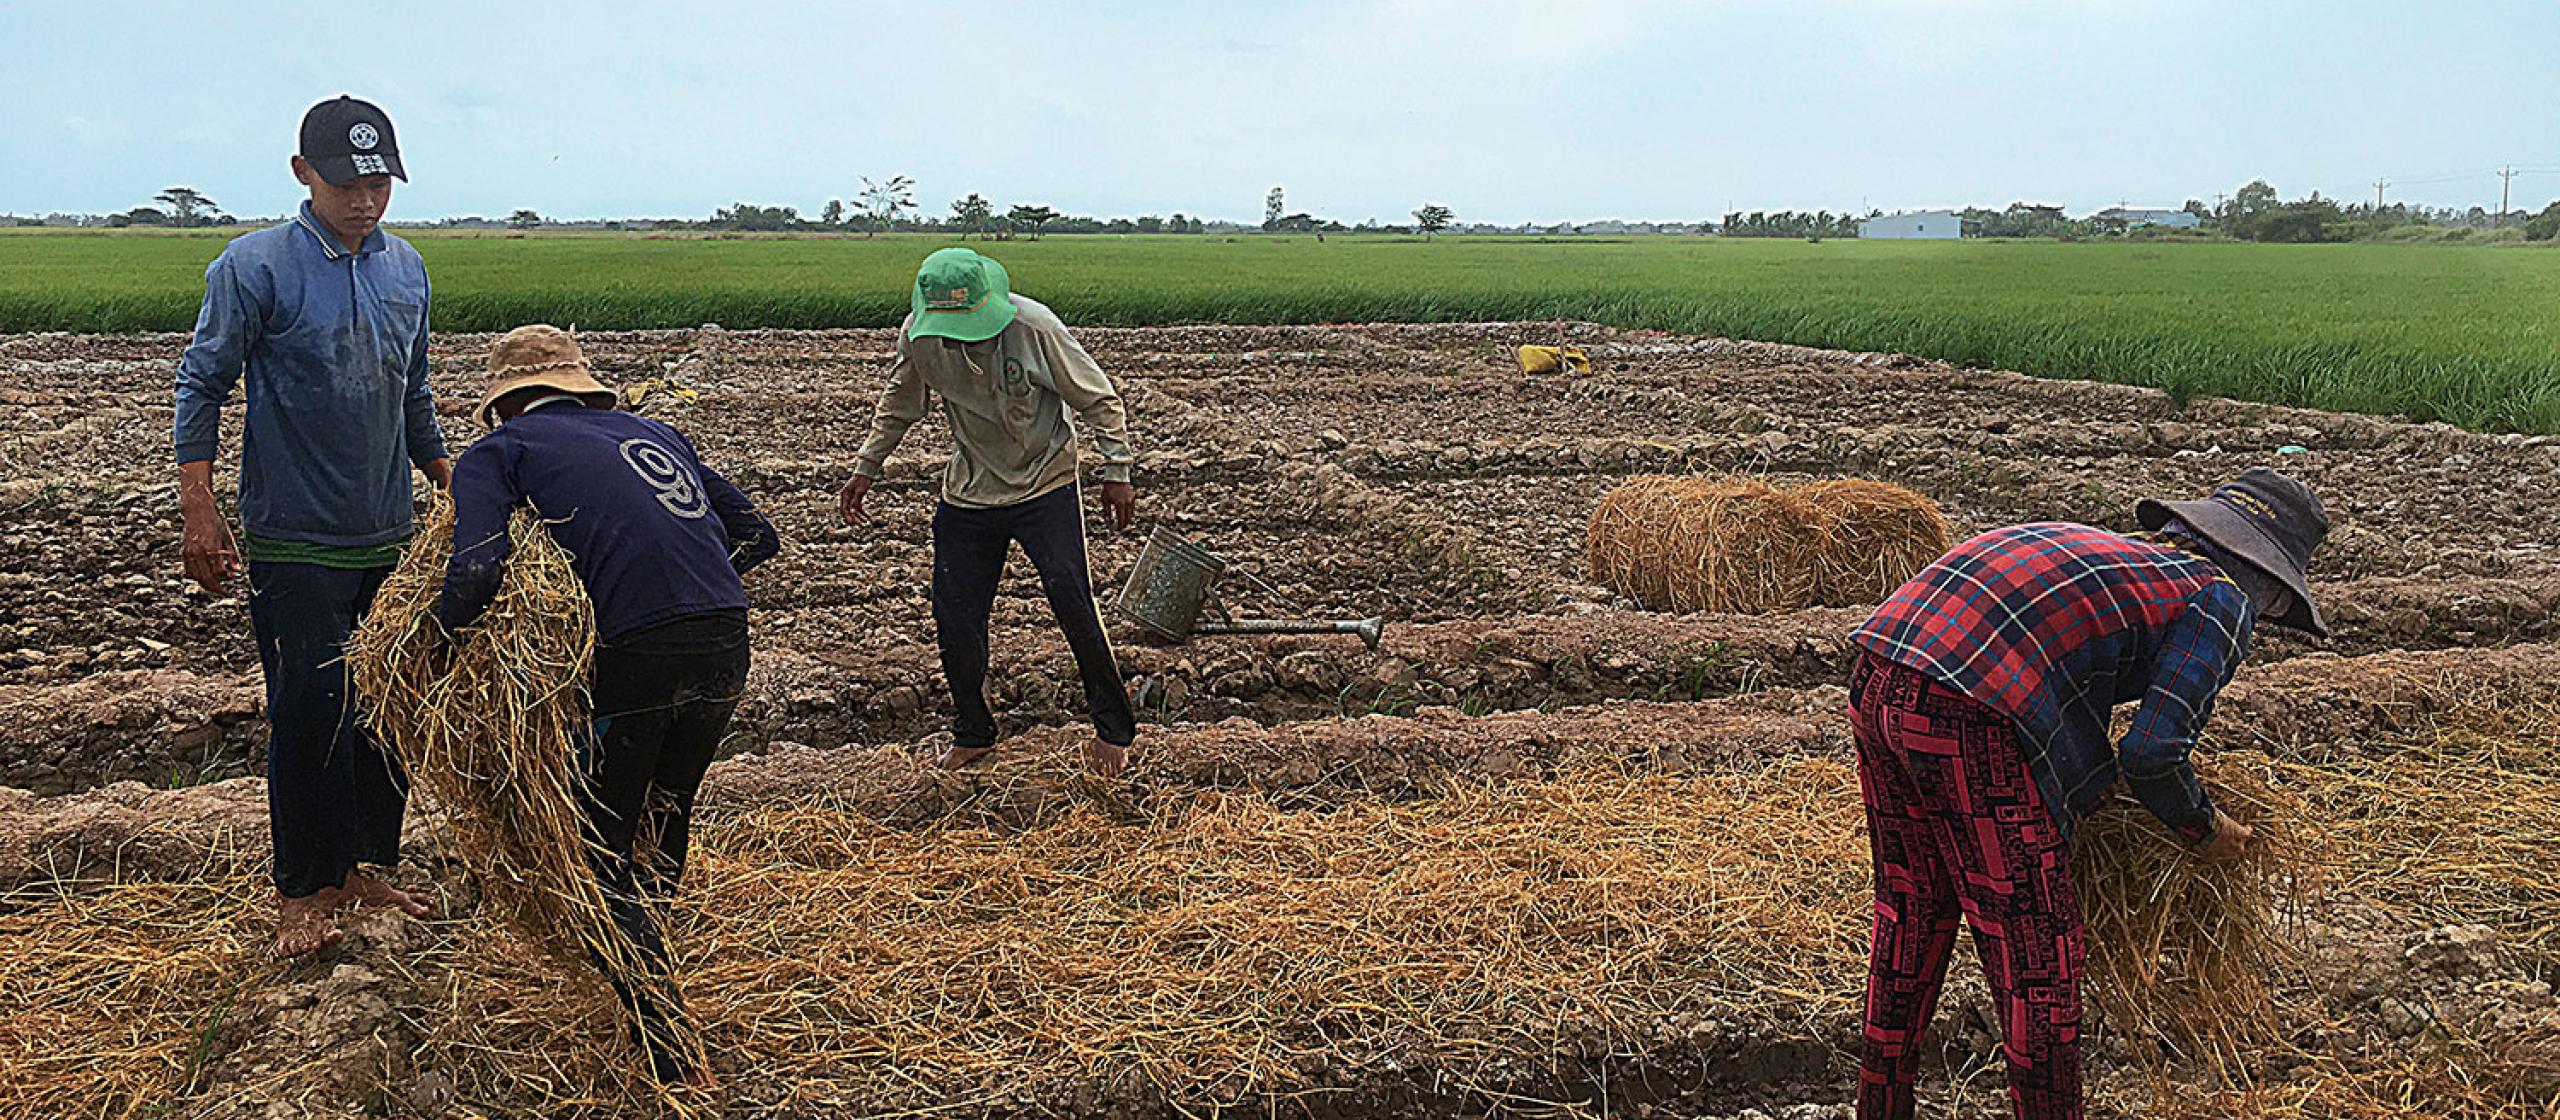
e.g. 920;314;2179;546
2385;171;2494;186
2378;166;2496;184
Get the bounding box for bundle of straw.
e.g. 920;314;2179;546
1585;475;1945;614
2069;760;2312;1073
348;495;704;1080
1799;479;1952;607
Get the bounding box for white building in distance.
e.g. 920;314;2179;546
1858;210;1962;239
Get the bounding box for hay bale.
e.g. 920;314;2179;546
348;495;704;1082
1585;475;1944;614
2069;760;2312;1072
1799;479;1952;608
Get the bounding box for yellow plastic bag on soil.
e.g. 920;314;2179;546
1518;344;1592;375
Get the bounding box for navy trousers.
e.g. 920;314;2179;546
931;484;1137;750
580;609;750;1083
248;561;408;899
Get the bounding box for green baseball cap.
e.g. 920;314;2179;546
908;248;1017;342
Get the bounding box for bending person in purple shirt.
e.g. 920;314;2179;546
438;325;777;1085
173;96;447;957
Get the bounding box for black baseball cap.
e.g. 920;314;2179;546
298;96;406;186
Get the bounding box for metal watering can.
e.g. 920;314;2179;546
1115;525;1384;650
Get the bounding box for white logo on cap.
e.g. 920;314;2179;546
349;122;379;150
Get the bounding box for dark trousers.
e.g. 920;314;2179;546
931;483;1137;749
581;609;750;1081
249;561;407;900
1850;653;2085;1120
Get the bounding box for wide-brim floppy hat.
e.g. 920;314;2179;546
907;247;1018;343
2137;466;2330;637
474;324;619;427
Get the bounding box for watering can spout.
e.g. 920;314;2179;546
1348;616;1384;651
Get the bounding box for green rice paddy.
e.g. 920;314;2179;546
4;229;2556;432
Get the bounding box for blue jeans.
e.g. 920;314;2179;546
248;561;408;899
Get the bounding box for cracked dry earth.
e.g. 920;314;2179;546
1;323;2556;1118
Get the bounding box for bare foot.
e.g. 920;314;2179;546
277;889;347;958
343;870;433;917
1083;739;1130;778
933;743;998;770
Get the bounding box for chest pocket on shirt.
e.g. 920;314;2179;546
620;438;710;519
374;299;425;365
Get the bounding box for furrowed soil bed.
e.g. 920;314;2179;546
1;323;2555;1117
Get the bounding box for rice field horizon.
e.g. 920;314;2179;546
4;229;2557;433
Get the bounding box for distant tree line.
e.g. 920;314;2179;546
94;186;237;228
49;172;2559;244
1960;204;2083;238
2530;202;2560;241
1719;210;1861;239
2186;180;2559;243
688;182;1213;238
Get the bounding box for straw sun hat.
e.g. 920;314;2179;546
473;324;619;427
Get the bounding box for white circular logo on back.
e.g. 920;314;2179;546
620;438;708;519
348;122;379;151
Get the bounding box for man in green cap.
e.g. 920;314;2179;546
839;248;1140;776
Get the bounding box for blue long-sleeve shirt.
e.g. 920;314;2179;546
1851;523;2256;841
172;203;447;547
436;404;779;641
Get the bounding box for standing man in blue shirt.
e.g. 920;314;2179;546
173;96;448;957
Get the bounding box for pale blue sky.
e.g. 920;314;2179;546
5;0;2555;224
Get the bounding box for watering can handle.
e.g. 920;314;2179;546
1225;566;1292;613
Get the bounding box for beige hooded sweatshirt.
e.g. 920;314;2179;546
851;295;1134;508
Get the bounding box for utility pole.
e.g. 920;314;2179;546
2373;179;2388;213
2499;165;2518;225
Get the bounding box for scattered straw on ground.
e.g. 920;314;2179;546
421;756;1873;1114
4;710;2554;1117
1584;475;1946;614
0;878;265;1119
2261;728;2560;964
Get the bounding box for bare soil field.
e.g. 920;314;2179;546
1;323;2555;1117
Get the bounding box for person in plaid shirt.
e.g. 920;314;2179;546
1844;468;2329;1120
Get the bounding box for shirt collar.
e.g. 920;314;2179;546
519;393;585;414
295;200;384;260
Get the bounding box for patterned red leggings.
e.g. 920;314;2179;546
1850;653;2085;1120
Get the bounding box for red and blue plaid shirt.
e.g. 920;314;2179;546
1851;522;2255;840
